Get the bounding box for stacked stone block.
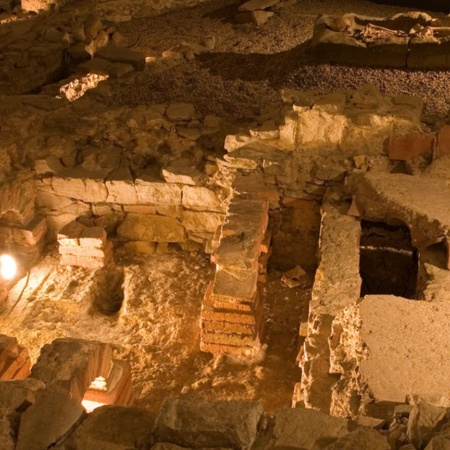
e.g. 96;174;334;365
30;338;132;404
57;221;112;269
200;198;269;356
0;334;31;380
0;174;47;265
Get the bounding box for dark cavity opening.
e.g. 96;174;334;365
359;221;418;299
90;267;125;315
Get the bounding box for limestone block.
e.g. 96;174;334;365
79;226;107;248
30;338;113;401
407;402;450;449
34;156;64;176
182;186;228;212
60;251;112;269
54;405;154;450
154;397;263;449
165;103;195;121
16;390;85;450
57;221;86;246
299;205;361;414
267;407;355;449
425;436;450;450
326;427;390;449
135;179;182;206
330;296;450;416
52;168;109;203
181;211;224;233
0;379;44;414
106;180;138;204
297;109;346;149
162;163;202;186
117;214;185;243
96;45;145;70
349;172;450;247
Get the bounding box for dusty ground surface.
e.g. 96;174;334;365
2;0;450;415
0;244;313;416
111;0;450;124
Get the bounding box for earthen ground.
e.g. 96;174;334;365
0;245;313;416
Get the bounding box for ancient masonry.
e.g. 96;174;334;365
2;2;450;446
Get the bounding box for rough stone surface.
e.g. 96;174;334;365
154;397;263;449
16;390;85;450
331;296;450;416
407;402;450;449
326;427;390;449
299;204;361;414
267;407;355;449
117;214;185;243
350;172;450;248
55;405;154;450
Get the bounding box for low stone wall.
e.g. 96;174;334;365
311;12;450;69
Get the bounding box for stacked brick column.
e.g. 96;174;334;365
57;221;112;269
200;198;269;357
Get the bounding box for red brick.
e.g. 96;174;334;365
436;125;450;158
389;133;435;161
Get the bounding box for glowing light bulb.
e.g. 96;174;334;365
0;254;17;280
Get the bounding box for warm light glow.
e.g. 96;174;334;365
0;254;17;280
81;398;106;413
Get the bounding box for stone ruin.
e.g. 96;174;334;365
2;0;450;447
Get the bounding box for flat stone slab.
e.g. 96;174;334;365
330;296;450;415
266;407;355;449
350;172;450;248
154;397;263;449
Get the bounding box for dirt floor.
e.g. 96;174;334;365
0;244;313;417
111;0;450;125
2;0;450;416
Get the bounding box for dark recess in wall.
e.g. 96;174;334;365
371;0;450;13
